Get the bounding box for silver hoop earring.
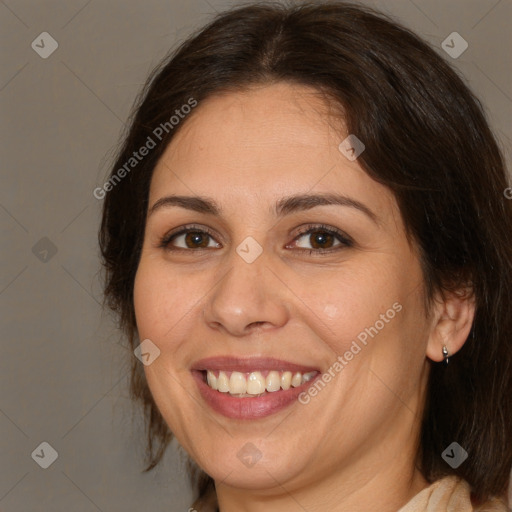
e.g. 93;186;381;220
442;345;449;365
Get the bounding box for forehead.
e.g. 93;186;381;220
159;84;340;166
149;83;397;221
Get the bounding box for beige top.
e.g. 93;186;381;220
397;476;508;512
191;476;509;511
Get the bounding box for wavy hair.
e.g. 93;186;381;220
99;1;512;504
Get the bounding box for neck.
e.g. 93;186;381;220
215;466;428;512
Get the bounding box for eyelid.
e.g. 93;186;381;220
159;224;221;248
159;223;354;252
286;223;354;252
291;223;353;244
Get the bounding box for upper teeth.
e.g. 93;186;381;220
206;370;317;396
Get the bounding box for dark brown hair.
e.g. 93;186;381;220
99;1;512;503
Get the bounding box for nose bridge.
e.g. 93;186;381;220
203;242;289;335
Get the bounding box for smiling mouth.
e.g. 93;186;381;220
200;369;318;397
191;356;322;418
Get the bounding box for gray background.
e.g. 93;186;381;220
1;0;511;510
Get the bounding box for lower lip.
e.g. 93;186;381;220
191;371;318;420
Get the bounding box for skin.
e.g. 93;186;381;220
133;82;475;512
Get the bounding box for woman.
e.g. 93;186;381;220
99;2;512;510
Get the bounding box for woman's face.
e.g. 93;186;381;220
134;82;432;495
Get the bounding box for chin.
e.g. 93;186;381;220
194;440;309;492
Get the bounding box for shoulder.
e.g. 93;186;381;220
398;475;509;512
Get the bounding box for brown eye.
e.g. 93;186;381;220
288;224;354;254
308;231;335;249
183;232;210;248
293;227;351;252
162;228;221;250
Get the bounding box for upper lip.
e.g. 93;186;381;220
191;356;320;374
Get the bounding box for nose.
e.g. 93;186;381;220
203;249;289;337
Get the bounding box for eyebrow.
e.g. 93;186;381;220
148;193;378;224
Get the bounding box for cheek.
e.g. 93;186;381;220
291;257;426;386
290;263;402;351
133;260;185;341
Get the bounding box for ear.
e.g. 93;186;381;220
426;287;475;362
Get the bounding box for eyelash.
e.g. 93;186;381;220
159;223;354;255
